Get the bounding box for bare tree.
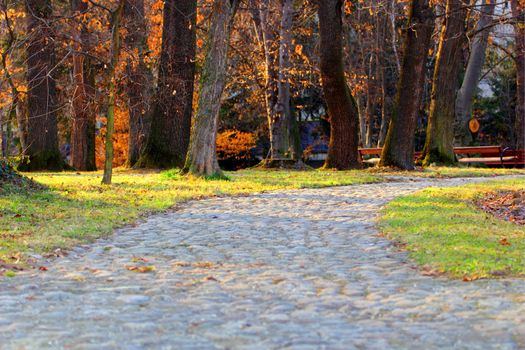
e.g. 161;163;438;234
378;0;434;169
137;0;197;168
183;0;239;177
421;0;469;165
455;0;496;146
124;0;154;166
101;0;125;184
511;0;524;149
19;0;63;171
318;0;360;169
70;0;96;171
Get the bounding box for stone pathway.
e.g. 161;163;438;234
2;177;525;350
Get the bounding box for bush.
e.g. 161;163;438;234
216;130;258;170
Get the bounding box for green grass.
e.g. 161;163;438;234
1;166;524;273
380;178;525;279
1;168;379;267
367;166;525;178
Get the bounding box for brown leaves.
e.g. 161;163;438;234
477;190;525;225
127;265;156;273
499;238;511;246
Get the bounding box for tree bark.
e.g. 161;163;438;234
454;0;495;146
379;0;434;169
183;0;239;177
421;0;468;166
251;0;299;163
124;0;154;167
137;0;197;169
511;0;524;149
318;0;360;170
70;0;97;171
101;0;125;185
19;0;63;171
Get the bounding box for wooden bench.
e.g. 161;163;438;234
358;148;422;164
359;146;524;167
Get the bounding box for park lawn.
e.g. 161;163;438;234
1;168;380;270
380;178;525;280
368;166;525;178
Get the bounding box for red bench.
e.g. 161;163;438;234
358;146;524;167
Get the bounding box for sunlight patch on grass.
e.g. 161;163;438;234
0;168;379;266
380;178;525;279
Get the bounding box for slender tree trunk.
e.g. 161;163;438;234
364;56;377;148
15;95;28;152
137;0;197;168
19;0;63;171
251;0;298;164
318;0;360;170
421;0;468;166
183;0;239;177
357;94;367;147
124;0;154;167
102;0;125;185
270;0;294;159
379;0;434;169
454;0;495;146
511;0;524;149
250;2;279;158
70;0;96;171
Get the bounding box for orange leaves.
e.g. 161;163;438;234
216;130;256;161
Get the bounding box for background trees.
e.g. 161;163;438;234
0;0;522;175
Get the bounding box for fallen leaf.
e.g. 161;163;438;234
499;238;511;246
127;265;156;273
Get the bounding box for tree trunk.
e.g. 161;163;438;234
70;0;97;171
357;94;367;147
270;0;294;159
251;0;299;163
124;0;154;167
137;0;196;169
183;0;239;177
511;0;524;150
19;0;63;171
421;0;468;166
101;0;125;185
318;0;360;170
379;0;434;169
454;0;495;146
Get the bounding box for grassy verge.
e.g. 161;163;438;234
367;166;525;178
1;168;379;270
380;178;525;280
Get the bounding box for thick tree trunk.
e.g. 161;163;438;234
124;0;154;166
19;0;63;171
101;0;125;185
379;0;434;169
454;0;495;146
511;0;524;149
70;0;96;171
183;0;239;177
137;0;196;169
318;0;360;170
421;0;468;166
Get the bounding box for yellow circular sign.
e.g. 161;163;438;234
469;118;480;133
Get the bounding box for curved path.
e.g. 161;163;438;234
2;177;525;349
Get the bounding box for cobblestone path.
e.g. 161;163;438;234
2;177;525;350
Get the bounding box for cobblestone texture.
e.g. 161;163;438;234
1;177;525;349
